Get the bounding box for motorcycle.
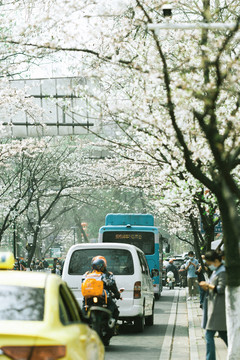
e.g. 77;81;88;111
166;271;175;290
84;288;124;346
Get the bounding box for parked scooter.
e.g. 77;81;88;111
85;288;124;346
166;271;175;289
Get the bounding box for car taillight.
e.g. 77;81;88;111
134;281;141;299
1;345;66;360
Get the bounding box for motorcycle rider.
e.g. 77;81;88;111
166;259;179;284
82;256;121;322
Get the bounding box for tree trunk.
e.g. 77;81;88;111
79;222;89;243
197;204;215;251
27;228;40;267
225;286;240;360
189;214;202;263
204;224;215;251
74;214;89;243
216;180;240;359
217;182;240;287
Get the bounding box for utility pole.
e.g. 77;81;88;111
13;220;16;258
71;226;77;245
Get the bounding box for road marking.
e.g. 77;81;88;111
158;289;179;360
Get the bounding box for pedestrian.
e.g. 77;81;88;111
42;257;49;269
30;260;36;271
185;251;199;300
196;255;208;308
55;261;62;276
19;258;27;271
52;258;58;274
13;258;20;270
199;250;227;360
37;260;44;271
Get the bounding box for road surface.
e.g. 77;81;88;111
105;288;178;360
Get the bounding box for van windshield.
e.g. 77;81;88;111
69;248;134;275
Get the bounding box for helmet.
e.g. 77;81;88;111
91;256;107;272
97;256;107;267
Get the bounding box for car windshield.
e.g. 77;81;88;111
0;285;45;321
102;231;155;255
69;248;134;275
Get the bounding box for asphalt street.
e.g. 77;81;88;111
105;289;175;360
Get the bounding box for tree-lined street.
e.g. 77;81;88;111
0;1;240;359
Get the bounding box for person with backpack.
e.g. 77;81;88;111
82;256;121;321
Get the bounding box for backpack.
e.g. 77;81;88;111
81;271;104;298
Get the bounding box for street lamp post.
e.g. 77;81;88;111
71;226;77;245
13;219;16;259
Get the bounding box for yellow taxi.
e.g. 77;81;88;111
0;252;104;360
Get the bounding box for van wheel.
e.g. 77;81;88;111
145;304;154;326
134;315;144;333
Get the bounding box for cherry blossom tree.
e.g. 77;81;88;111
1;0;240;356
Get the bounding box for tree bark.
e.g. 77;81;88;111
74;213;89;243
217;181;240;287
225;286;240;360
216;180;240;359
189;214;203;264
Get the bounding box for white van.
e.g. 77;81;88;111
62;243;155;332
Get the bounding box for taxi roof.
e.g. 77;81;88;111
0;271;50;288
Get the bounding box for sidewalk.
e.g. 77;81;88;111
186;288;228;360
159;288;228;359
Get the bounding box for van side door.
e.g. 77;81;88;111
137;251;153;316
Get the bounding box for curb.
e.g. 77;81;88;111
186;290;200;360
158;289;179;360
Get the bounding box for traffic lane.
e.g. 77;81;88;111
105;289;176;360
